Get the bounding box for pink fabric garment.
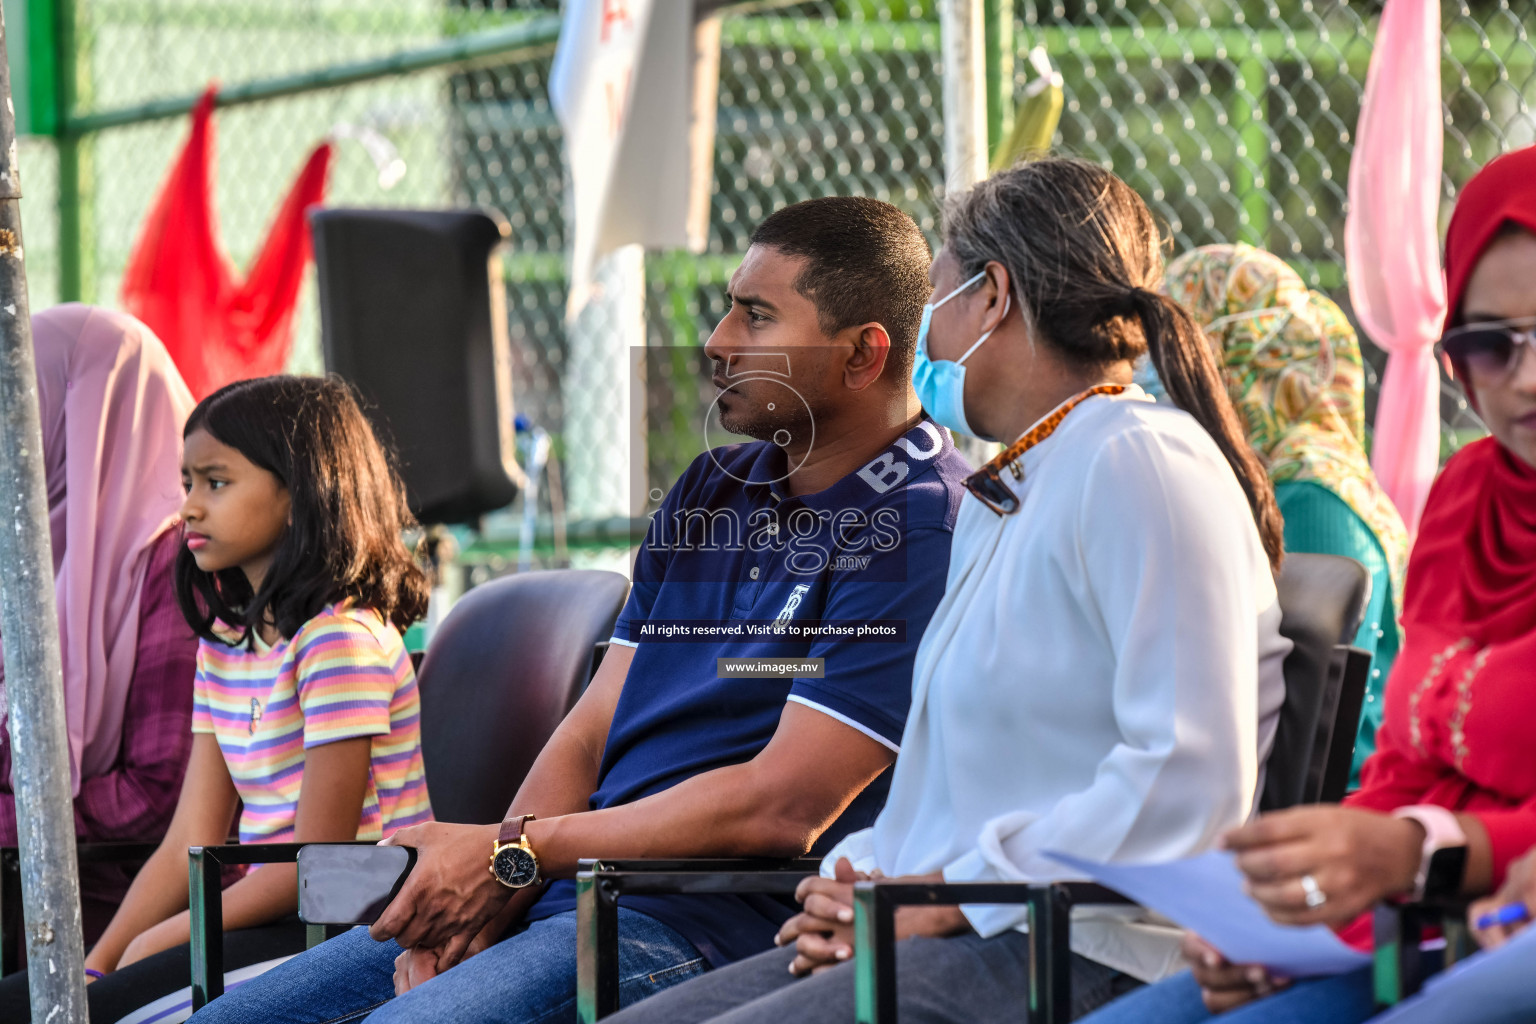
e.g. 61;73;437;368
1344;0;1448;536
0;306;195;794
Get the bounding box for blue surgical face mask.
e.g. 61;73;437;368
1132;354;1168;403
911;270;1010;439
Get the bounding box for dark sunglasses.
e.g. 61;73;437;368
1439;316;1536;381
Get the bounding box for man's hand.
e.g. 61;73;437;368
1224;806;1423;925
1183;933;1290;1014
393;945;443;997
1470;847;1536;951
393;897;517;997
371;821;512;966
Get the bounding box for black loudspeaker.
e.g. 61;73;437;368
311;208;523;525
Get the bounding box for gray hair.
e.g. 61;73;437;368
940;158;1285;572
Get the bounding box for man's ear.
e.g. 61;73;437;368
842;322;892;392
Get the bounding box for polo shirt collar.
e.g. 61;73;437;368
741;416;953;511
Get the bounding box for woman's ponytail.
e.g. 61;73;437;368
1131;288;1285;573
942;158;1285;572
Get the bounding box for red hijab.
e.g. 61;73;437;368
1406;437;1536;644
1420;144;1536;640
1443;144;1536;331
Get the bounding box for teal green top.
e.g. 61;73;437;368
1274;481;1399;788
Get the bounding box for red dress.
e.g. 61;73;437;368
1336;437;1536;946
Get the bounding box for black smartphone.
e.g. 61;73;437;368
297;844;417;926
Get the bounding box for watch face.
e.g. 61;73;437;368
492;846;538;888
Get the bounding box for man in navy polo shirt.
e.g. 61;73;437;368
191;197;969;1024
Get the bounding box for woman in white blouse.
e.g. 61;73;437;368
604;159;1291;1023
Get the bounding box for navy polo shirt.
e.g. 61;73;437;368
525;418;969;966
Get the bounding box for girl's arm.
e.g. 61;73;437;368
87;734;240;974
114;735;372;968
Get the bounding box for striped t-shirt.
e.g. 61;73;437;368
191;603;431;844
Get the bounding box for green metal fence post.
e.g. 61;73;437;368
56;0;91;302
983;0;1014;155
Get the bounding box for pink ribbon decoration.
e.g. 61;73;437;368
1345;0;1447;536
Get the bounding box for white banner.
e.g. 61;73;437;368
550;0;719;318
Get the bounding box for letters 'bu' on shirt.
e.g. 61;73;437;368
526;418;971;966
191;603;432;845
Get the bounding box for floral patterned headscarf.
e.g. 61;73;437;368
1163;243;1409;609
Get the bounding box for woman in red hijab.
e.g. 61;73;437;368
1079;144;1536;1023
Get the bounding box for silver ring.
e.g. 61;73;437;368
1300;874;1327;909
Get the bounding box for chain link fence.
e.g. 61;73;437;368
14;0;1536;571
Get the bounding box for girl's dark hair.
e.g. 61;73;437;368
943;158;1284;571
175;374;431;645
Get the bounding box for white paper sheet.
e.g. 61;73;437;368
1043;849;1371;977
1373;923;1536;1024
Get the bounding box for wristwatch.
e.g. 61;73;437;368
1393;805;1468;901
489;813;541;889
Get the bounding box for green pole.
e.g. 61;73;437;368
63;16;561;135
1233;56;1270;248
56;0;90;302
57;140;91;302
983;0;1015;155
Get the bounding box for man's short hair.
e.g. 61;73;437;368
750;196;932;383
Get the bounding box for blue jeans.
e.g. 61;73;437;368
1078;966;1377;1024
187;908;706;1024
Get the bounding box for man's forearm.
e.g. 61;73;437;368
502;725;606;822
518;705;895;878
526;759;831;877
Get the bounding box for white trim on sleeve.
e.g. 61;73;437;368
607;636;639;649
786;695;900;753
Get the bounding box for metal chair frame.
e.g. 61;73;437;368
185;841;362;1009
574;858;818;1022
572;640;1373;1023
1371;898;1477;1007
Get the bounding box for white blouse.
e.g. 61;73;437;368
824;387;1290;982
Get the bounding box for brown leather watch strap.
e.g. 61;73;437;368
498;813;535;845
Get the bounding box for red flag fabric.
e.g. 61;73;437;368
121;86;332;399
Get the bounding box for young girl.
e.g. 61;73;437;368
67;375;431;1023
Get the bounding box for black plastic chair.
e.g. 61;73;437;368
1263;552;1375;810
185;568;630;1010
574;553;1374;1023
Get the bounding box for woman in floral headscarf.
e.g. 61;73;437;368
1159;244;1409;784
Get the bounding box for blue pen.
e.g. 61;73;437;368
1475;903;1531;931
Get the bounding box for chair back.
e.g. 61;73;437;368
417;569;630;824
1260;553;1372;811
